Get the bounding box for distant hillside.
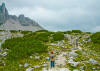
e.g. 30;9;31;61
0;3;44;32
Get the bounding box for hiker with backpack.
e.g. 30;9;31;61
49;50;55;68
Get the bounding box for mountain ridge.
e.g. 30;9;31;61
0;3;44;31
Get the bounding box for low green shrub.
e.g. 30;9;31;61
2;34;48;61
91;32;100;44
52;32;64;41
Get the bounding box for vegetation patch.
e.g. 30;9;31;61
2;34;48;61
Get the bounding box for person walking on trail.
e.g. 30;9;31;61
49;50;55;68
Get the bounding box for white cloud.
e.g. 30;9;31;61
92;26;100;32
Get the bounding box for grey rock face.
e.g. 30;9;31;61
18;14;39;26
0;3;8;25
0;3;44;31
9;15;18;21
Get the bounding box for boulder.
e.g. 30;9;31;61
89;58;97;64
1;52;7;56
24;63;29;67
69;52;78;58
68;59;80;67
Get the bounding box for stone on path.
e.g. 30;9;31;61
73;69;80;71
55;52;66;66
43;64;47;67
59;68;70;71
42;68;47;71
43;68;70;71
43;52;70;71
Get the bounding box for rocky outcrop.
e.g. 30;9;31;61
0;3;9;25
0;3;44;31
18;15;39;26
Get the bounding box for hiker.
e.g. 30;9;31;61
49;50;55;68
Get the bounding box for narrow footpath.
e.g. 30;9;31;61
43;52;70;71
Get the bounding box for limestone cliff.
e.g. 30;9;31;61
0;3;44;31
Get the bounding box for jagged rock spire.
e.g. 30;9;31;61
0;3;8;25
0;3;44;31
1;2;6;13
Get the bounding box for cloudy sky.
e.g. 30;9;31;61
0;0;100;32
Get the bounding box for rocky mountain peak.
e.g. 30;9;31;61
1;3;6;13
0;3;44;31
19;14;24;18
0;3;9;25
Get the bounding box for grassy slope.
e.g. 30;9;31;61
0;30;100;71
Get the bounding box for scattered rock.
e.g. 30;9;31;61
62;46;68;49
0;49;3;51
68;59;80;67
42;68;47;71
59;68;70;71
88;38;91;42
4;48;8;51
80;66;84;70
89;58;97;64
51;43;57;46
69;52;78;58
24;63;29;67
92;67;96;70
26;67;34;71
2;61;6;66
45;57;49;60
73;69;80;71
35;56;40;60
19;64;23;67
42;64;47;67
1;52;8;57
63;53;68;56
30;56;33;59
33;65;40;68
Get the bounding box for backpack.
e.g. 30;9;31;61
50;54;54;59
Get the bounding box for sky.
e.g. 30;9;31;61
0;0;100;32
